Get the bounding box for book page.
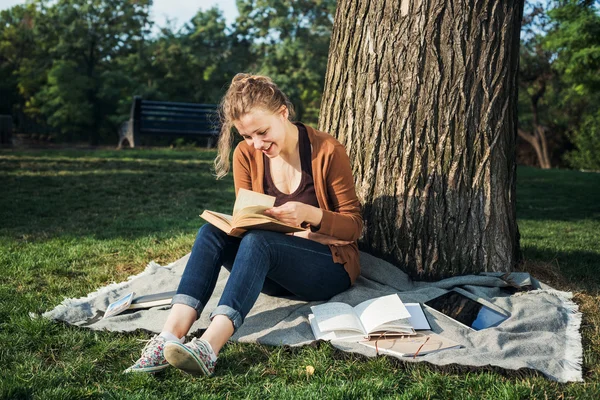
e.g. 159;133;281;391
200;210;233;234
353;294;411;334
310;302;365;334
206;211;233;224
233;206;274;224
235;220;305;235
233;189;275;216
374;318;414;332
308;314;366;342
405;303;431;330
128;298;172;310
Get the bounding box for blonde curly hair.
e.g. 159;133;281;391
214;73;295;179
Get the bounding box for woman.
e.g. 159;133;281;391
125;74;363;376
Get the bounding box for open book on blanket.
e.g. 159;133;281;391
308;294;431;342
200;188;306;238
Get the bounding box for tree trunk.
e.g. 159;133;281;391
517;78;551;169
518;127;551;169
319;0;522;280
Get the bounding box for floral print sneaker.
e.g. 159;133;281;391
123;335;170;373
164;338;217;376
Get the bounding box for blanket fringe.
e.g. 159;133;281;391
41;260;168;320
560;294;584;383
514;289;583;382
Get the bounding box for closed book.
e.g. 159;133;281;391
359;331;463;357
129;290;176;310
104;292;135;318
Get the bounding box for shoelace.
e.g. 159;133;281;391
188;338;216;361
137;335;164;356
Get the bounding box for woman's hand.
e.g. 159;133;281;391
264;201;309;227
291;230;353;246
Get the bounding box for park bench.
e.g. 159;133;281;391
118;96;219;149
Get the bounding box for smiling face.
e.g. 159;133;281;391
214;74;297;179
234;106;291;158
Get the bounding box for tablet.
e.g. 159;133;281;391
424;290;509;331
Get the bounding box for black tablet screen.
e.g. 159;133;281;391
425;291;508;330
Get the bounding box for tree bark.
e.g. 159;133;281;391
319;0;522;280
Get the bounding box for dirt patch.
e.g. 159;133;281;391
516;257;573;291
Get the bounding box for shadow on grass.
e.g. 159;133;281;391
517;166;600;222
2;152;598;288
1;167;234;240
0;154;217;175
519;247;600;293
0;147;218;161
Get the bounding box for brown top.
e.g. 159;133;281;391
232;124;363;284
263;123;319;208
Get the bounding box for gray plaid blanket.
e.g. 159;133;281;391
43;251;583;382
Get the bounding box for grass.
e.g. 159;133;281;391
1;148;599;399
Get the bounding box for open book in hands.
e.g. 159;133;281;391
308;294;421;342
200;188;306;238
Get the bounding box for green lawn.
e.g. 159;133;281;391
1;148;599;399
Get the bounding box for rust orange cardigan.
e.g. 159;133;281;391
232;124;364;285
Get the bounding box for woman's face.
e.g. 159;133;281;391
234;107;289;158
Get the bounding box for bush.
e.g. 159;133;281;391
565;111;600;171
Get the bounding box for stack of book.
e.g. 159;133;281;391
308;294;463;357
103;291;176;319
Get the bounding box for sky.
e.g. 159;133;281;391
0;0;240;31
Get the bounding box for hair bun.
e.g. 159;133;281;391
232;73;273;87
232;73;251;83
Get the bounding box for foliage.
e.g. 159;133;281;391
545;0;600;100
236;0;336;124
565;110;600;170
518;2;559;167
133;7;255;105
1;0;599;158
543;0;600;169
515;1;600;168
36;60;94;138
0;3;39;115
31;0;153;144
0;1;333;144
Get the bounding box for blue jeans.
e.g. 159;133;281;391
172;224;351;334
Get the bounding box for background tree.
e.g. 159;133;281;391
146;7;254;103
518;3;552;168
236;0;336;124
5;0;596;158
0;4;42;121
319;0;523;279
544;0;600;170
101;7;256;137
26;0;153;144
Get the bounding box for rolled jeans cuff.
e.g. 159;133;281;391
171;294;204;319
210;305;242;334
